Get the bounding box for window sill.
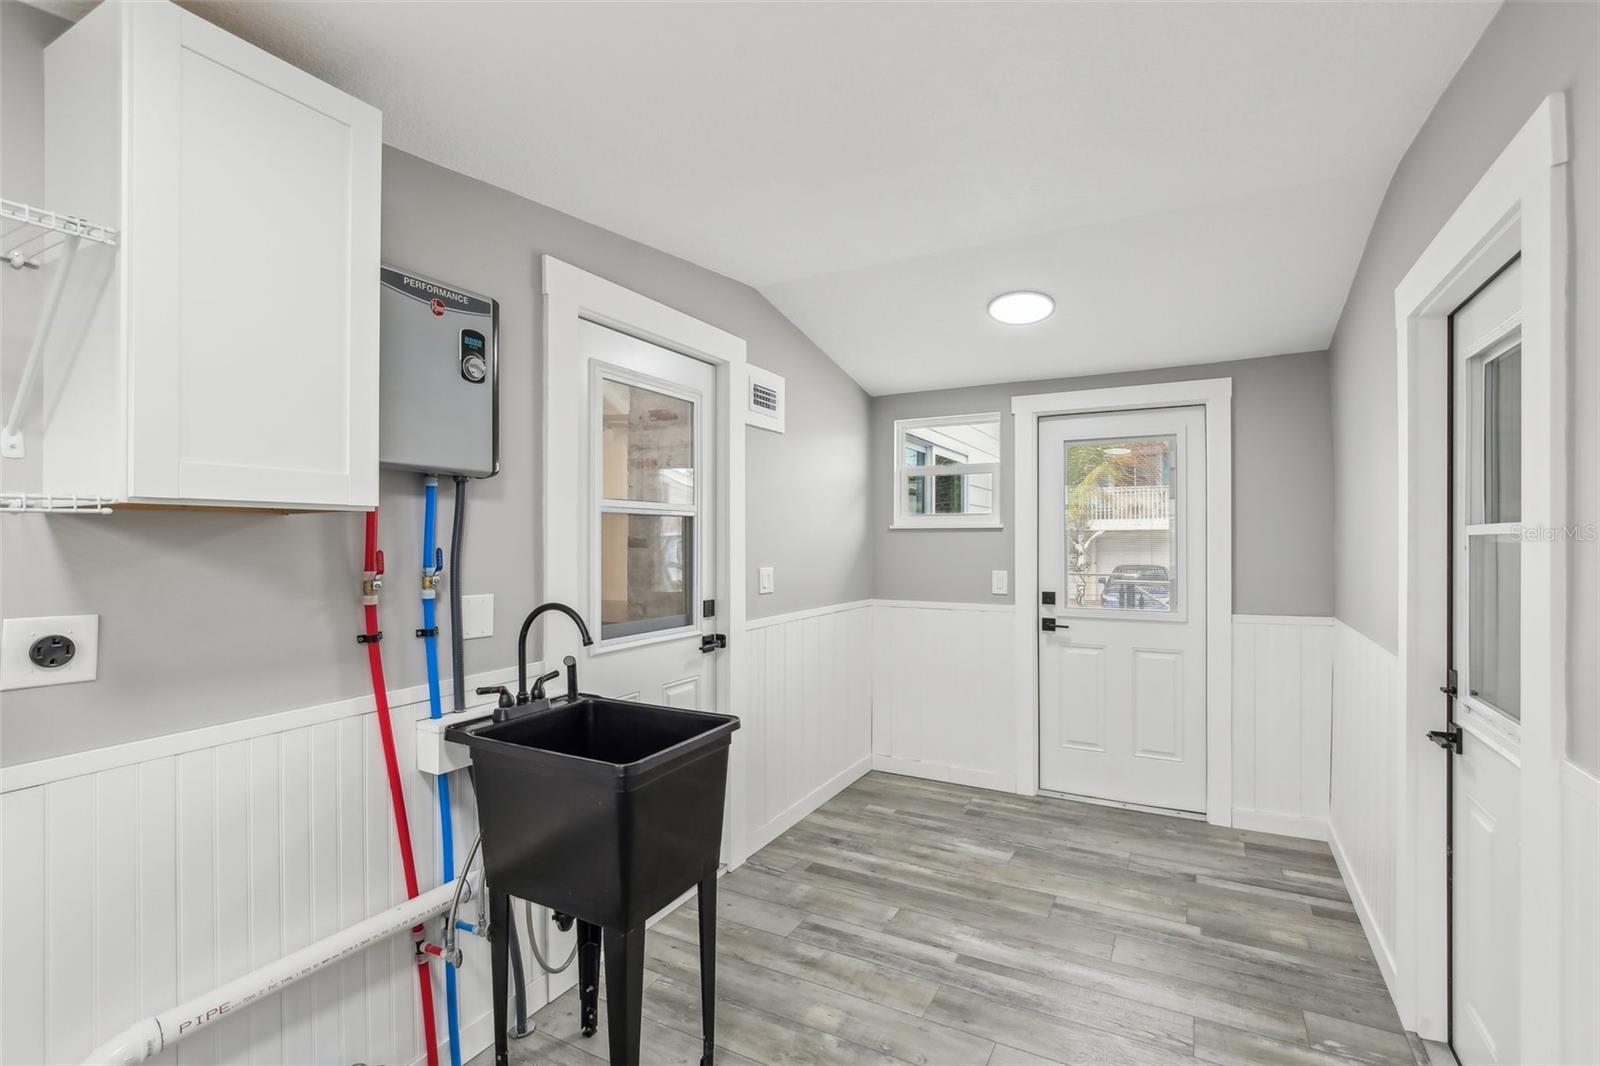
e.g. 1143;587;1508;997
889;521;1005;531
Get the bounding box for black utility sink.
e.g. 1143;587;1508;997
448;697;738;1066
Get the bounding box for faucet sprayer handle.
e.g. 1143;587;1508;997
563;655;579;700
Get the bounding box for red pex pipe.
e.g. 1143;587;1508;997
362;509;440;1066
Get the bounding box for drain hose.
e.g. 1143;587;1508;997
526;900;579;974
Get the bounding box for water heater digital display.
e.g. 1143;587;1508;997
460;330;488;383
379;267;499;477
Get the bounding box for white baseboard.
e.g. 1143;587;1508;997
870;753;1016;794
1232;807;1329;841
1328;817;1402;1008
747;754;871;856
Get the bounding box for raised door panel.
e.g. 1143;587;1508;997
1453;733;1521;1065
126;4;380;508
1053;644;1107;752
1132;648;1183;761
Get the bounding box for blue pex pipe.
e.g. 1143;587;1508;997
422;477;462;1066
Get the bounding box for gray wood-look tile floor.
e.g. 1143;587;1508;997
479;772;1415;1066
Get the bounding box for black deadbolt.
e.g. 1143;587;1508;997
29;634;75;669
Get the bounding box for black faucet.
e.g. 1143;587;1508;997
516;602;594;705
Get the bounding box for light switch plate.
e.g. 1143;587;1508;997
460;594;494;639
758;566;775;595
991;570;1009;595
1;614;99;691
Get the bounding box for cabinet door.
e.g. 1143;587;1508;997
126;3;380;508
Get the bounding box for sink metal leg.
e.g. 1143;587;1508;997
490;888;510;1066
697;873;717;1066
576;920;602;1038
602;926;645;1066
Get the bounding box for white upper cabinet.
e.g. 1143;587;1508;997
43;0;381;509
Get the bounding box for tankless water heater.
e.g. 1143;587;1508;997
379;266;499;477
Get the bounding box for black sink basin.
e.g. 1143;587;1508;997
447;696;739;930
451;697;738;1066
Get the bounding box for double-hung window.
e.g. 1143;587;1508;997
892;413;1003;528
595;368;701;642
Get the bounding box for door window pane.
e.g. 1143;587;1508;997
1468;534;1520;721
600;513;692;639
601;380;694;505
1064;437;1175;612
1478;347;1521;524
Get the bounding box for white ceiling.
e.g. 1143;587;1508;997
162;1;1497;394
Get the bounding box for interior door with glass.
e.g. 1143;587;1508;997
1447;257;1522;1066
1037;407;1206;812
570;318;720;714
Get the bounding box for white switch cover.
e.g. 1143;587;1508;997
1;615;99;691
758;567;775;595
991;570;1009;595
460;594;494;639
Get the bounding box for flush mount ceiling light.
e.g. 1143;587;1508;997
987;291;1054;325
1104;447;1132;456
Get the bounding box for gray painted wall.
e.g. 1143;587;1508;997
0;6;870;765
1327;1;1597;772
871;349;1334;616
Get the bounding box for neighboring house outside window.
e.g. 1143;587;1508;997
892;413;1003;529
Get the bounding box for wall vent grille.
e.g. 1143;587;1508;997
746;365;785;433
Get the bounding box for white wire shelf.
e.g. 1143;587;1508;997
1;196;120;464
2;198;118;270
1;493;115;515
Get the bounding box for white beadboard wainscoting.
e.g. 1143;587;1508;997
1327;620;1403;1001
870;600;1018;793
0;669;527;1066
0;594;887;1066
741;601;875;854
1230;616;1334;839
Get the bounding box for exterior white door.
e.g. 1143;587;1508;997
560;319;721;714
1447;258;1522;1066
1037;407;1207;812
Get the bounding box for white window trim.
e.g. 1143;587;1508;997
891;412;1004;529
1390;93;1570;1048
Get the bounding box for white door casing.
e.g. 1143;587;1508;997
1037;407;1207;812
1448;260;1523;1066
1392;94;1568;1046
541;257;748;863
1012;378;1233;824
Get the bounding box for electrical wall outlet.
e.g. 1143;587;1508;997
992;570;1009;595
758;566;775;595
1;615;99;691
460;594;494;639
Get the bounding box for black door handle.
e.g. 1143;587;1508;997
1426;728;1463;754
1041;618;1068;632
699;634;727;653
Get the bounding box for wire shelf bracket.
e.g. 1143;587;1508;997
1;197;120;461
1;493;114;515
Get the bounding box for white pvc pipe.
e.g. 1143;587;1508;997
82;879;460;1066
